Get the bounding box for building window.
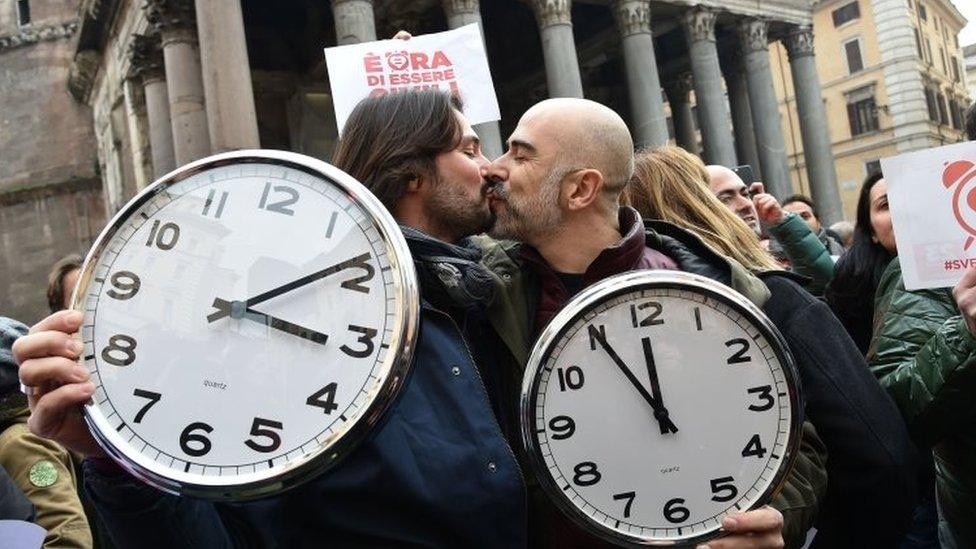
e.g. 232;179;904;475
846;85;880;136
952;58;961;82
949;98;962;129
844;39;865;74
832;2;861;27
865;159;882;176
16;0;30;27
925;86;939;122
918;2;927;20
940;47;947;74
924;38;933;64
914;29;923;59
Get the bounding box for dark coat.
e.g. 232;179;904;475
83;243;527;548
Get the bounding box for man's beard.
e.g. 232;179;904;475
488;171;563;243
426;179;496;241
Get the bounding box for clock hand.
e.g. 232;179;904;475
208;252;371;323
588;326;678;434
642;336;677;434
208;298;330;345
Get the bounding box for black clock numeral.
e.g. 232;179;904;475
547;415;575;440
663;497;690;524
725;338;752;365
630;301;664;327
340;254;375;294
747;385;775;412
179;422;213;457
106;270;141;300
202;188;229;219
244;417;283;453
258;182;299;216
710;476;738;502
101;334;136;367
572;461;601;487
613;491;636;518
742;434;768;459
587;324;606;351
340;325;377;358
694;306;703;331
556;366;584;392
145;219;180;250
132;389;161;423
306;382;339;414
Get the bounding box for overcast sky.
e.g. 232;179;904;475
954;0;976;47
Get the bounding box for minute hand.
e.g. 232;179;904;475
588;326;678;434
245;252;371;308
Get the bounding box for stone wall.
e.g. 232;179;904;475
0;181;106;324
0;0;106;324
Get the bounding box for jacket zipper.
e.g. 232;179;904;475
427;305;526;489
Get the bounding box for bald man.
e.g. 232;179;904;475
481;98;917;548
704;166;835;295
483;99;806;549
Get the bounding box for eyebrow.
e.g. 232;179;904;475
507;139;537;155
459;134;480;148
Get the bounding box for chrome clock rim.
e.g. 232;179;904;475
73;150;420;501
519;270;803;547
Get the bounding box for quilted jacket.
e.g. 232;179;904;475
869;258;976;548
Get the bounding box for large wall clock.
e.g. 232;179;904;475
72;150;419;501
521;270;802;546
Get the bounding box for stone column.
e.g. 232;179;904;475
195;0;260;152
737;18;792;198
331;0;376;44
129;32;176;178
613;0;668;148
664;74;698;154
723;50;761;178
145;0;211;166
529;0;584;98
682;7;736;166
442;0;504;160
784;26;843;225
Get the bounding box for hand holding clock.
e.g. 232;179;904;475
13;310;105;458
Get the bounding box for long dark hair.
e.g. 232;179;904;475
825;171;892;354
332;90;463;212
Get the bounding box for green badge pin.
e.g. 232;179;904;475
29;460;58;488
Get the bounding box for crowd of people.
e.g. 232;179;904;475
2;89;976;548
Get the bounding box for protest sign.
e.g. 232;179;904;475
324;24;500;133
882;140;976;290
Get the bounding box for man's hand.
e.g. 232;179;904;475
953;266;976;338
750;183;786;227
697;506;784;549
392;30;412;40
13;310;105;458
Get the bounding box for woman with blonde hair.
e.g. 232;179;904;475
622;146;780;273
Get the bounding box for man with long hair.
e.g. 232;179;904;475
15;90;527;547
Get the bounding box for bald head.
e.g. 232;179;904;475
705;165;759;234
521;98;635;196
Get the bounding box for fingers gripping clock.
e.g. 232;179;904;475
520;271;802;547
73;150;419;500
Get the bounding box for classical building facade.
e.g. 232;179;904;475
3;0;842;320
0;0;106;323
771;0;970;219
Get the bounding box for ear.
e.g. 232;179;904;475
565;169;604;212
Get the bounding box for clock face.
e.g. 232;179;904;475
521;271;800;546
74;151;418;500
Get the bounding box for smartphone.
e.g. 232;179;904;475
732;164;755;185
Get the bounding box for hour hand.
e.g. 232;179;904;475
208;298;329;345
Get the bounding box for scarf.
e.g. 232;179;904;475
400;226;496;311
